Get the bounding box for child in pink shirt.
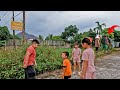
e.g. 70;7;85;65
80;38;96;79
71;42;81;75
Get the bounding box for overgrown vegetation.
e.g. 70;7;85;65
0;43;116;79
0;45;72;79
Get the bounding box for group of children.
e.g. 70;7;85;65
23;38;95;79
61;38;96;79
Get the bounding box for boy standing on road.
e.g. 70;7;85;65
23;39;40;79
61;51;72;79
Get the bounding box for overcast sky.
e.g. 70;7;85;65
0;11;120;39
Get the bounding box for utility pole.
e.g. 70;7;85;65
22;11;25;44
12;11;16;49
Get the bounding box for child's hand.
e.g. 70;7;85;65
80;73;85;79
35;63;37;68
70;57;73;61
23;64;27;69
80;54;82;57
61;75;64;79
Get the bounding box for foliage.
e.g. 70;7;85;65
0;45;72;79
0;45;28;79
0;26;11;40
52;36;63;40
88;28;96;38
10;34;21;39
39;35;44;40
45;34;53;40
61;25;79;42
45;34;63;41
101;28;114;39
114;30;120;42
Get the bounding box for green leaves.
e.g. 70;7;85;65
114;30;120;42
0;26;11;40
0;45;72;79
61;25;79;42
39;35;44;40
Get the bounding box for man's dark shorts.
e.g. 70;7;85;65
24;65;36;79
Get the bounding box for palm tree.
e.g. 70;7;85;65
94;21;106;35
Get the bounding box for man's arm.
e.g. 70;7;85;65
23;51;31;68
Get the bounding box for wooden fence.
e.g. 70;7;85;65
5;39;71;48
6;39;22;46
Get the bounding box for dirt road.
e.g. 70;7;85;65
37;50;120;79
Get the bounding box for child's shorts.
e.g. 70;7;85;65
73;59;80;63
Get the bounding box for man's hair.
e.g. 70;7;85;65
82;38;91;45
32;39;40;44
62;51;69;57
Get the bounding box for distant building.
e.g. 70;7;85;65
114;41;120;48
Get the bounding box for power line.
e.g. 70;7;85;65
0;11;11;23
3;11;23;26
1;11;8;19
14;11;23;17
5;11;11;18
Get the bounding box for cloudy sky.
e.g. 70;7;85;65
0;11;120;39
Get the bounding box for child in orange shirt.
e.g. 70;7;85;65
61;51;72;79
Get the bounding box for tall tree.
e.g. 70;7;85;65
39;35;43;40
94;21;106;35
101;28;114;39
112;30;120;41
52;36;62;40
0;26;11;40
61;25;79;42
89;28;93;33
45;34;53;40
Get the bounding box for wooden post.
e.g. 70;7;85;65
12;11;16;50
22;11;25;44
